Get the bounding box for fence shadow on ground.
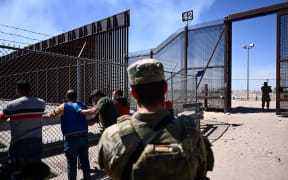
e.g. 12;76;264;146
231;106;275;114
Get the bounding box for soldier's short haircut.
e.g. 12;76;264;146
131;80;166;106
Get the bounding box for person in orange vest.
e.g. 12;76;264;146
112;90;130;116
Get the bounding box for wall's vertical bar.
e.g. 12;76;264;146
276;12;281;114
224;20;232;113
184;26;188;101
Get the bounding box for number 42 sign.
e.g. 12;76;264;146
182;10;193;22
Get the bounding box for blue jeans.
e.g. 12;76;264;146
64;134;91;180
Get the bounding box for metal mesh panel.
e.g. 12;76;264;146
128;21;225;112
279;14;288;114
280;15;288;60
166;71;197;115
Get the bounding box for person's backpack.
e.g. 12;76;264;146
117;114;214;180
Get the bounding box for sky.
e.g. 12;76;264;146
0;0;287;91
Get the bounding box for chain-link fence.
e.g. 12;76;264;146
0;44;127;178
0;45;128;103
0;9;129;178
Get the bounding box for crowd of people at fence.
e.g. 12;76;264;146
0;58;214;180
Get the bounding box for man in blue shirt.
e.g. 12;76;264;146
44;89;91;180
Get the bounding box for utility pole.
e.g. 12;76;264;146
243;43;254;101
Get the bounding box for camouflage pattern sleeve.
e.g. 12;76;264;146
203;135;214;171
45;104;64;118
97;124;130;180
179;114;214;178
195;134;214;179
96;118;142;180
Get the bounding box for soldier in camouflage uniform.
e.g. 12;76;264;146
261;82;272;110
96;59;214;180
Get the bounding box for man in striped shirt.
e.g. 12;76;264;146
0;80;45;166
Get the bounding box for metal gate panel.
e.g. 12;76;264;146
276;11;288;115
128;21;225;113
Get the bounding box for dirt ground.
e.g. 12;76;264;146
205;100;288;180
51;99;288;180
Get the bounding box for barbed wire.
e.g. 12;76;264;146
0;24;99;54
0;30;43;42
0;38;31;45
0;23;52;37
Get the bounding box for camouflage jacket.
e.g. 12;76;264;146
97;110;214;180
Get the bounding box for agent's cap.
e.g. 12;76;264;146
264;82;268;86
127;58;164;85
89;89;105;104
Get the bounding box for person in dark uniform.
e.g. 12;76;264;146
261;82;272;110
80;90;119;129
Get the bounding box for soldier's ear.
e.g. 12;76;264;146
163;81;168;94
130;88;138;100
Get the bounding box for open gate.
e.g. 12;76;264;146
224;2;288;114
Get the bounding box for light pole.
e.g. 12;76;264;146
243;43;254;101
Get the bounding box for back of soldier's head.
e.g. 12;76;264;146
127;59;166;105
127;58;165;86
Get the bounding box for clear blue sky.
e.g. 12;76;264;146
0;0;286;90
